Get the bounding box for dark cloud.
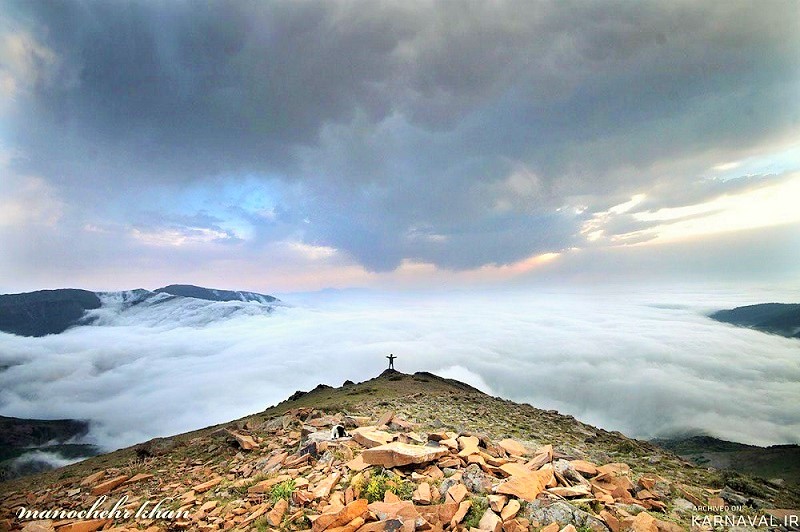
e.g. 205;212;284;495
3;0;799;276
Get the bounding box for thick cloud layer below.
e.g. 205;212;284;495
0;285;798;450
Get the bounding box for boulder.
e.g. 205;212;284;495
525;501;609;532
314;499;369;532
498;438;529;457
351;427;396;449
91;475;129;496
362;442;448;468
267;498;289;527
478;509;503;532
412;482;432;505
462;463;491;494
496;468;553;502
500;499;521;521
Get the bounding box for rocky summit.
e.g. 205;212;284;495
1;371;798;532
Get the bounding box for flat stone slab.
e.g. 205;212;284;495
362;441;449;468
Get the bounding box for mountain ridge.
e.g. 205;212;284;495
710;302;800;339
2;370;797;531
0;285;279;337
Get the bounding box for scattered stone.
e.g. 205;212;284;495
351;427;396;448
571;460;598;476
500;499;521;521
80;471;106;486
451;500;472;528
446;483;469;505
630;511;658;532
462;463;491;494
228;429;260;450
268;498;289;526
91;475;129;495
498;438;529;457
487;494;507;512
314;499;369;531
478;508;503;532
496;468;552;501
59;520;113;532
412;482;432;505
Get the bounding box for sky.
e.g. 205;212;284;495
1;1;799;293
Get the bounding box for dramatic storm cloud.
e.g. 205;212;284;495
1;287;798;450
1;1;798;289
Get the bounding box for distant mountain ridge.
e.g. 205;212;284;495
653;435;800;486
0;284;279;337
710;303;800;339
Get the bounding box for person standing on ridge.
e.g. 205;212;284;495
386;353;396;370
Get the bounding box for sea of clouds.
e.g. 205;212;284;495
1;284;798;452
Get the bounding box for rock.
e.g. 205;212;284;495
539;524;560;532
367;500;422;526
478;509;503;532
412;482;432;505
548;485;592;498
451;500;472;528
600;510;620;532
362;442;449;468
314;499;369;532
525;501;609;532
446;483;469;505
91;475;129;495
389;416;413;431
228;429;259;450
351;427;396;449
134;437;179;458
355;519;404;532
313;471;342;499
596;463;630;477
496;468;552;502
346;455;370;471
654;518;684;532
377;411;395;427
498;438;529;457
554;459;589;485
499;462;531;477
720;487;748;506
570;460;598;476
462;463;491;494
416;503;459;528
670;498;695;514
125;473;154;484
457;436;481;457
268;498;289;526
248;474;292;494
80;471;106;486
501;499;521;521
21;523;55;532
487;494;507;512
56;520;111;532
630;512;658;532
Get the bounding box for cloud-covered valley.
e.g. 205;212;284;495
1;285;798;451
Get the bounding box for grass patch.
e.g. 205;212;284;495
353;471;414;503
270;479;296;503
462;496;488;529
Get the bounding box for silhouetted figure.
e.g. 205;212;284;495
387;353;396;370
